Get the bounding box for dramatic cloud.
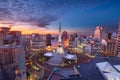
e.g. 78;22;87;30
0;0;63;28
0;0;119;33
0;0;102;28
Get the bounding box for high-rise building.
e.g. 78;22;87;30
62;31;69;47
115;22;120;54
62;31;68;40
74;37;78;47
0;27;27;80
107;32;112;40
102;40;116;56
101;32;116;56
32;34;46;49
94;26;103;41
46;33;52;46
69;33;78;47
0;27;22;45
0;27;10;45
32;33;40;42
0;45;27;80
84;44;92;54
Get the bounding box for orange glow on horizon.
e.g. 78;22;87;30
0;21;58;35
10;29;58;35
0;21;80;35
10;27;58;35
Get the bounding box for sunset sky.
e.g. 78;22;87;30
0;0;120;34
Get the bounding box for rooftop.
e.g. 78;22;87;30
77;56;120;80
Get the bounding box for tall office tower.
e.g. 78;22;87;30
102;32;116;56
22;35;32;57
0;27;21;45
56;23;64;55
94;26;103;41
73;33;78;47
32;33;40;42
107;32;112;40
0;45;27;80
115;22;120;54
46;33;52;46
0;27;27;80
74;37;78;48
0;27;10;45
62;31;69;47
62;31;68;40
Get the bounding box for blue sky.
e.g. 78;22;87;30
0;0;120;34
49;0;120;32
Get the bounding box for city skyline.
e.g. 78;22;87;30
0;0;120;34
1;1;120;80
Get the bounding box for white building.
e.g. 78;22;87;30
94;26;103;41
96;61;120;80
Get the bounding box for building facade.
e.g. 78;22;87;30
94;26;103;41
115;22;120;54
46;33;52;46
0;27;27;80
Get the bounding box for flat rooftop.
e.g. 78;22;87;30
77;56;120;80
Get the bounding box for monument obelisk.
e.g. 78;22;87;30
56;23;64;55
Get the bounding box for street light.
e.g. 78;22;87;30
77;65;80;68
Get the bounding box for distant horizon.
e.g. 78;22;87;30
0;0;119;34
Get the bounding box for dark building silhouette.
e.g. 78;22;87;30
107;32;112;40
46;33;52;46
62;31;68;40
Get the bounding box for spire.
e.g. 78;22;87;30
59;22;61;33
58;22;62;42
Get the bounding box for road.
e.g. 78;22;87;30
29;52;52;80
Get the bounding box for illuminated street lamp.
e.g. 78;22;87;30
77;65;80;68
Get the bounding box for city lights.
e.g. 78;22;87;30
0;0;120;80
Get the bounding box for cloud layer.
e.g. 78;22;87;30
0;0;102;27
0;0;119;33
0;0;64;27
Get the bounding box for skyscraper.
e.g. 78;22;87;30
62;31;68;40
62;31;69;47
0;27;27;80
94;26;103;41
115;22;120;54
107;32;112;40
74;37;78;48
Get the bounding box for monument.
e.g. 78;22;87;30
56;23;64;55
45;23;76;66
